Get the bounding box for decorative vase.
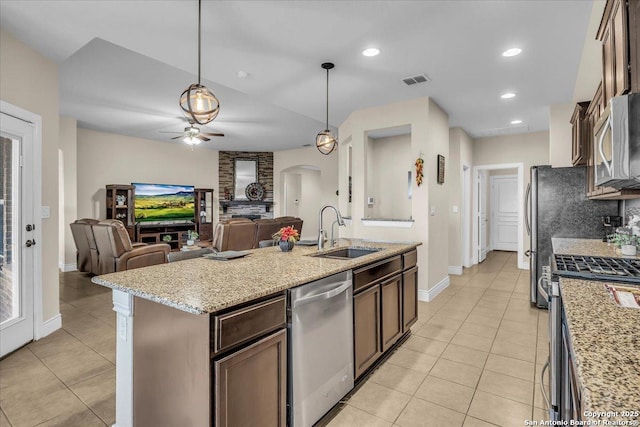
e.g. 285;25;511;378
279;240;294;252
621;244;637;256
186;239;195;246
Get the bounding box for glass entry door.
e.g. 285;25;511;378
0;112;35;357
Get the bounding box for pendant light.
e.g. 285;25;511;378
316;62;337;155
179;0;220;125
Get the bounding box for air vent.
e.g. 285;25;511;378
474;125;529;138
402;74;430;86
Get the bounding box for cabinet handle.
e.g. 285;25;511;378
597;116;613;177
540;358;551;409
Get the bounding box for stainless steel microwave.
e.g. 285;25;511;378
594;92;640;189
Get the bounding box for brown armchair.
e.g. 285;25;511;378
70;218;100;274
92;219;170;274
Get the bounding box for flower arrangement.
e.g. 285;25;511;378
608;231;638;248
415;157;424;186
187;230;199;241
272;226;300;243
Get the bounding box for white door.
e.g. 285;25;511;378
490;175;518;251
0;112;35;357
477;171;488;262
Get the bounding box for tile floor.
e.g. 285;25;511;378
0;250;549;427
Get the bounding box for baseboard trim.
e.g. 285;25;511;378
59;263;77;272
39;313;61;339
448;265;463;275
418;276;450;302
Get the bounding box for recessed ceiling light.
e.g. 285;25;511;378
362;48;380;57
502;48;522;57
501;92;516;99
511;119;523;124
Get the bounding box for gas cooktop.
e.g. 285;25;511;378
553;254;640;284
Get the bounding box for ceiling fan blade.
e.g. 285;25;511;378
201;132;224;137
170;135;184;140
198;136;211;142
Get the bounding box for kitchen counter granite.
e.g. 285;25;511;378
559;277;640;421
92;239;420;315
552;237;640;259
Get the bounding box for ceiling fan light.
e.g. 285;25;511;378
180;83;220;125
316;130;337;155
183;135;201;145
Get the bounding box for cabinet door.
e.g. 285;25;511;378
602;23;615;103
402;267;419;332
354;284;382;378
381;275;403;352
612;0;629;96
214;329;287;427
571;102;589;166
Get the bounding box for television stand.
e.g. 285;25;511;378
136;222;197;252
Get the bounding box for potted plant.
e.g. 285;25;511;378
272;226;300;252
609;230;638;255
162;235;172;243
186;230;199;246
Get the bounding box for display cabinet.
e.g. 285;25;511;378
105;184;135;240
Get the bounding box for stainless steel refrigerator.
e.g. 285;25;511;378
526;165;618;308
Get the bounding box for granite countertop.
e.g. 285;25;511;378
92;238;420;315
552;237;640;259
559;278;640;421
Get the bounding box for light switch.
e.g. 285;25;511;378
452;205;459;213
430;207;436;216
41;206;50;218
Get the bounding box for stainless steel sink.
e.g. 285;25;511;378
311;247;382;260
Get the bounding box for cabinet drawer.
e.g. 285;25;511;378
353;256;402;292
213;296;286;354
402;250;417;270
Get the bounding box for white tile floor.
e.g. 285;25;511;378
0;250;549;427
328;250;550;427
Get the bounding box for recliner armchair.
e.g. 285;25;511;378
70;218;100;274
212;218;257;252
92;219;170;274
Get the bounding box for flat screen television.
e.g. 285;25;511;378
133;183;195;223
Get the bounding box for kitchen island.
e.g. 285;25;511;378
551;237;640;423
92;238;421;427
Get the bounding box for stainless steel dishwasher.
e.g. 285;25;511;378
288;270;354;427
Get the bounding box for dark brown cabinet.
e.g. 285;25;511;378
597;0;638;100
402;266;419;332
353;250;419;379
570;102;590;166
105;184;135;240
354;283;382;378
195;188;214;241
381;274;403;352
214;329;287;427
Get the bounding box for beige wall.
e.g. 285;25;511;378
448;128;474;269
76;128;219;224
281;167;322;239
473;131;549;257
59;116;77;268
1;29;60;323
273;146;339;239
549;103;574;167
573;0;607;103
338;97;450;295
366;134;412;219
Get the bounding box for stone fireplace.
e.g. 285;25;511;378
218;151;274;221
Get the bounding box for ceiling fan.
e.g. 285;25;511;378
159;119;224;145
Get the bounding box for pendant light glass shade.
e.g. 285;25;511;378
180;0;219;127
316;130;337;155
180;83;219;125
316;62;337;155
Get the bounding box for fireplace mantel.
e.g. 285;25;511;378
220;200;273;213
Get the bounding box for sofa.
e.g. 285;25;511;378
212;216;304;252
